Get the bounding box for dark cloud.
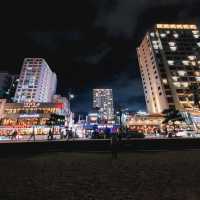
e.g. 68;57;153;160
28;32;83;51
1;1;200;113
76;43;112;64
95;0;200;37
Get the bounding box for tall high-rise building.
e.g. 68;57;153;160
93;89;114;120
0;72;18;101
14;58;57;103
137;24;200;114
7;75;19;102
0;72;12;98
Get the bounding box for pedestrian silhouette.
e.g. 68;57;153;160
48;129;53;140
111;134;118;159
29;128;35;141
11;130;17;140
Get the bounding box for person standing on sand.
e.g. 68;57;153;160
111;133;118;159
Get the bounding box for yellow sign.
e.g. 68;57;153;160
24;102;40;108
156;24;197;30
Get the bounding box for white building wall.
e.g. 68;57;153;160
14;58;57;103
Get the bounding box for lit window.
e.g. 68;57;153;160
160;33;166;38
168;60;174;65
150;32;155;37
192;30;200;38
170;46;177;51
153;45;159;50
195;71;200;76
191;61;196;66
152;40;157;44
169;42;176;47
152;40;162;50
181;82;189;88
197;42;200;47
193;30;199;34
162;79;168;84
173;33;179;38
188;55;196;60
178;70;187;76
196;77;200;82
173;82;181;88
169;42;177;51
172;76;179;81
182;60;189;66
194;34;200;39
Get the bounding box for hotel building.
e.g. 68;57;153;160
93;89;114;120
14;58;57;103
137;24;200;115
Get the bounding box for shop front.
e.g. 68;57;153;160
0;102;66;136
127;114;164;134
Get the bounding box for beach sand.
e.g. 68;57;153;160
0;151;200;200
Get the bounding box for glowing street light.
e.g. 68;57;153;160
69;94;75;100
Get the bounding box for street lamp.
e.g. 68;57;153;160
69;94;75;100
67;92;75;137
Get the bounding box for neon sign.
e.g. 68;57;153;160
19;114;40;118
156;24;197;30
24;102;40;108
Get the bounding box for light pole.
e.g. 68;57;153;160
67;92;75;137
116;106;129;137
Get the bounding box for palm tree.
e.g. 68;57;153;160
189;83;200;109
162;108;185;132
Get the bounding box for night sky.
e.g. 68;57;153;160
0;1;200;113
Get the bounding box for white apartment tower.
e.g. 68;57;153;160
14;58;57;103
93;89;114;120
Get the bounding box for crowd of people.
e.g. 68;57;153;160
8;127;75;141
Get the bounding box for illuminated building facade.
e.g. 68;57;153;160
53;94;72;126
137;24;200;114
1;102;66;127
93;89;114;120
0;99;6;119
14;58;57;103
0;97;72;135
87;113;100;125
126;113;164;134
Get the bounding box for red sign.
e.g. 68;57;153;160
56;103;64;109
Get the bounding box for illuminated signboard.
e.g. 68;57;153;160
24;102;40;108
156;24;197;30
192;116;200;123
19;114;40;118
56;103;64;109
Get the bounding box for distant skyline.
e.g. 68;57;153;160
0;1;200;112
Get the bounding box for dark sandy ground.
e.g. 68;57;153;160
0;151;200;200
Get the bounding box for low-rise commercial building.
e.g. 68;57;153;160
0;101;69;135
126;113;164;134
